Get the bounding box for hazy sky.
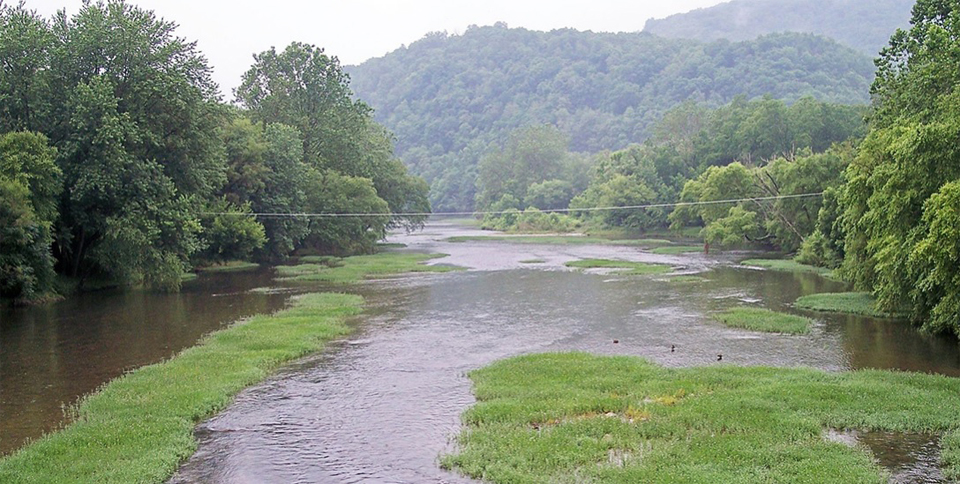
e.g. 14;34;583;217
24;0;728;98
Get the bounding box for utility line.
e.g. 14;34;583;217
200;192;824;219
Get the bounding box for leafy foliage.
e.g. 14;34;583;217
236;43;429;232
0;131;60;300
196;199;266;265
348;26;875;211
670;147;851;251
0;1;433;294
838;0;960;335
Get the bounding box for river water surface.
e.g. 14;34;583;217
3;221;960;482
170;222;960;483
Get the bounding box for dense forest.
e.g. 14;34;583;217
644;0;914;56
0;1;428;302
347;26;874;211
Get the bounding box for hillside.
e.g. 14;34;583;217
644;0;913;57
347;25;874;211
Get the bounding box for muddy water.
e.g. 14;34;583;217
168;222;960;483
0;267;290;455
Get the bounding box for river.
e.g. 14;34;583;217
3;221;960;482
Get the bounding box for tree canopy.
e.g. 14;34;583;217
0;1;432;300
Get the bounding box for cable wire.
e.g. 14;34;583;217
200;192;824;219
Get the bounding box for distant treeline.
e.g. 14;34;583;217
0;1;428;302
475;96;865;253
644;0;913;57
348;25;875;211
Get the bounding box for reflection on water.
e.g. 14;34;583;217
0;267;289;455
170;222;960;483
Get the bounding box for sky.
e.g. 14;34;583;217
24;0;728;99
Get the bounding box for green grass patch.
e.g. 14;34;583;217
742;259;835;278
277;252;461;284
180;272;198;282
376;242;408;249
196;261;260;273
795;292;895;318
713;307;813;335
0;292;364;483
443;352;960;483
446;235;673;247
651;245;704;255
565;259;672;275
520;259;547;264
665;275;709;284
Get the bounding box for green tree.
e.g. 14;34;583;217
0;131;60;300
525;180;575;211
220;117;311;261
571;174;661;229
197;198;266;265
301;169;391;255
476;125;571;209
838;0;960;334
0;3;52;132
0;1;226;290
236;42;429;232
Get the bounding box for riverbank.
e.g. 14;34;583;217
0;292;362;483
0;251;455;483
443;353;960;483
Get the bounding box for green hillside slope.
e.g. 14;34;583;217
348;25;874;211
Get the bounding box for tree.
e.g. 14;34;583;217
838;0;960;334
475;125;571;209
0;131;60;301
0;1;227;290
0;3;52;133
196;198;266;265
301;169;391;255
219;116;311;261
236;42;429;232
525;180;575;211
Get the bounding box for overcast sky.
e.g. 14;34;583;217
24;0;728;99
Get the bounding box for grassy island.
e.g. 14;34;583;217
443;353;960;483
714;307;814;335
565;259;672;275
795;292;894;318
277;252;460;283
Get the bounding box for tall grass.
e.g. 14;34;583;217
444;353;960;483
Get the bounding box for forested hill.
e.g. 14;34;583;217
643;0;913;57
347;25;874;211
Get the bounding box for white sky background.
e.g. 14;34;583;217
24;0;728;99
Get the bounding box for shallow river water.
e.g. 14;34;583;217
168;222;960;483
3;221;960;482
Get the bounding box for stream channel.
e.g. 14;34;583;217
3;221;960;483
